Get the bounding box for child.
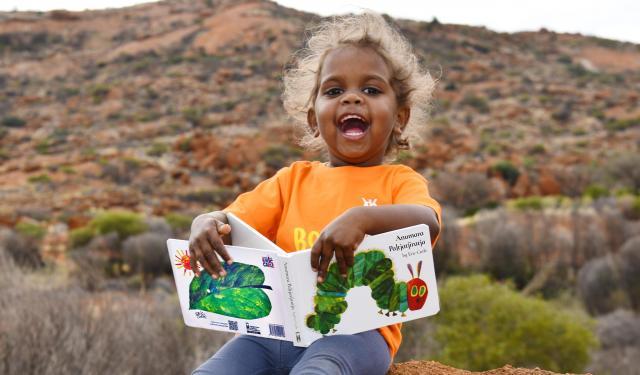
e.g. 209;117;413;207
189;12;441;375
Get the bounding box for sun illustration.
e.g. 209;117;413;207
175;249;193;276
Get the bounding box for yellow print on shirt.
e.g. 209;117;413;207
293;227;320;250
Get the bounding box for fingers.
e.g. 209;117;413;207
210;224;233;265
310;238;321;273
317;241;333;283
188;215;233;279
344;246;355;268
198;236;223;278
334;247;347;277
188;244;201;277
217;221;231;236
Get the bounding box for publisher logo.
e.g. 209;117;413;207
262;256;274;268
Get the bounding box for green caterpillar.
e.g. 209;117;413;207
189;262;273;320
306;250;413;334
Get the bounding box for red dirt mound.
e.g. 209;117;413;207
388;361;589;375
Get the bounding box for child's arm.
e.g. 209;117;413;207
310;204;439;282
189;211;233;278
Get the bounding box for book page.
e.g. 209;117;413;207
167;239;292;341
289;225;439;345
227;212;286;255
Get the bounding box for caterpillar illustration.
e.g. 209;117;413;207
306;250;428;334
189;262;273;320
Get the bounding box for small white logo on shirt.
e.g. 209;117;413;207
361;198;378;207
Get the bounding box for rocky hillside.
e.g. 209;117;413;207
1;0;639;229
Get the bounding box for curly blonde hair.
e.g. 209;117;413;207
282;12;435;156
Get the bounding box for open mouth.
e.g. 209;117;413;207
338;114;369;140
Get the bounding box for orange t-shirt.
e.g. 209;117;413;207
224;160;441;358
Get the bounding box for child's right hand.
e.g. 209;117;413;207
188;212;233;278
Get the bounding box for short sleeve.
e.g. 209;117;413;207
392;166;442;245
223;167;289;241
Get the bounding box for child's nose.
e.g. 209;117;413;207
340;92;362;105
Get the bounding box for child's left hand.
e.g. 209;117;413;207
310;208;366;282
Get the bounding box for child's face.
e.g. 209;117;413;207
308;45;409;167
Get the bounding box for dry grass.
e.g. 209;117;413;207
0;248;231;375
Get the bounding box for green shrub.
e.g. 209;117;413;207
461;94;490;113
164;212;192;231
490;161;520;186
15;222;46;239
530;144;546;154
147;142;169;157
630;196;640;220
512;196;544;211
60;165;76;174
434;275;597;372
177;137;192;152
90;210;147;239
89;83;110;104
70;226;95;248
605;118;640;132
584;184;608;199
70;211;147;248
2;116;27;128
35;139;51;154
182;106;205;125
567;63;590;77
28;174;51;184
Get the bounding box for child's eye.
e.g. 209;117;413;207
324;88;343;96
363;87;381;95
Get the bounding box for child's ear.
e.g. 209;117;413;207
307;108;320;137
394;106;410;135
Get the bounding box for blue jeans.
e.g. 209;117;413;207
192;330;391;375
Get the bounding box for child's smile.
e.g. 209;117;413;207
338;113;369;140
308;45;409;167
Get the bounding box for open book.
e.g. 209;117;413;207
167;213;439;347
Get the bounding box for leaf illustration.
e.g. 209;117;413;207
189;262;272;320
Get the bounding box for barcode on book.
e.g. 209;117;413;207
228;320;238;331
269;324;285;337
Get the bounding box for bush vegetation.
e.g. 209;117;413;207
431;172;496;216
89;83;110;104
15;222;46;239
490;161;520;186
0;248;230;374
434;275;597;372
27;174;52;184
70;210;148;248
588;309;640;375
1;116;27;128
0;229;43;269
122;233;171;288
165;212;193;232
481;222;533;288
460;94;490;113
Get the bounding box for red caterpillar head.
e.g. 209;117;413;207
406;261;427;311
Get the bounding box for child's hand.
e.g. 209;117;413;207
311;208;366;283
188;212;233;278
